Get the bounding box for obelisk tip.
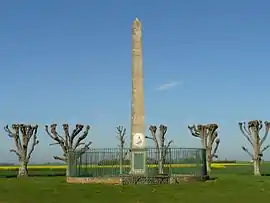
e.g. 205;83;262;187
133;17;141;28
133;17;141;23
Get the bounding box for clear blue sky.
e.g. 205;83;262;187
0;0;270;163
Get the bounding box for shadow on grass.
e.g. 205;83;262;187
1;173;65;178
261;173;270;176
204;176;218;182
208;176;218;180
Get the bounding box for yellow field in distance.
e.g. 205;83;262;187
0;163;252;170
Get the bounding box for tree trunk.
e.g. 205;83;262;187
253;135;261;176
206;149;212;174
119;147;123;175
253;159;261;176
66;156;72;177
206;160;211;173
157;147;164;174
17;161;28;177
158;160;164;174
66;168;70;177
66;154;71;177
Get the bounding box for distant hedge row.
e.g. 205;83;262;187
212;160;237;163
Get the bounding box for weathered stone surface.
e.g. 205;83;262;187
66;174;208;184
121;175;170;185
131;18;145;148
66;177;121;184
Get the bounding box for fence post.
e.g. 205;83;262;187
168;148;172;176
201;148;207;177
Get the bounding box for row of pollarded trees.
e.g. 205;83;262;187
4;123;173;178
4;124;92;177
188;120;270;176
4;120;270;177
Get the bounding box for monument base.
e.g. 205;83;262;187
120;174;208;185
130;148;147;176
66;174;209;185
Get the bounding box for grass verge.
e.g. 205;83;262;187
0;174;270;203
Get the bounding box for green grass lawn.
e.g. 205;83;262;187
0;168;66;178
0;174;270;203
211;163;270;175
0;164;270;203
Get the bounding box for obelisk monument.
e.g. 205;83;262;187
130;18;146;175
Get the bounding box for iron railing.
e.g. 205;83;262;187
68;148;206;178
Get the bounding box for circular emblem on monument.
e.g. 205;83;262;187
133;133;145;148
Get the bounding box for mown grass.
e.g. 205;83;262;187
0;174;270;203
0;163;270;203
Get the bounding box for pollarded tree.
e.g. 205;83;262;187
239;120;270;176
188;124;220;173
116;126;127;174
4;124;39;177
146;125;173;174
45;124;91;176
116;126;126;150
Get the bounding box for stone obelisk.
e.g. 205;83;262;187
130;18;146;175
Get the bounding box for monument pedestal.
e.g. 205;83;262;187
131;149;147;175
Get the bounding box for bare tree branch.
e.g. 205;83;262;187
73;125;90;149
5;124;23;153
45;124;66;153
159;125;167;149
261;145;269;153
83;141;92;151
116;126;126;148
207;124;218;149
4;125;16;137
242;146;253;158
211;138;220;158
188;125;201;137
53;156;66;162
145;136;154;140
70;124;84;145
10;149;21;159
80;141;92;153
26;125;39;163
260;121;270;146
259;120;263;130
239;122;253;146
164;140;173;157
149;125;159;149
45;124;92;163
63;124;71;149
243;122;252;135
50;142;60;146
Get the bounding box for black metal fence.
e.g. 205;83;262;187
68;148;207;178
